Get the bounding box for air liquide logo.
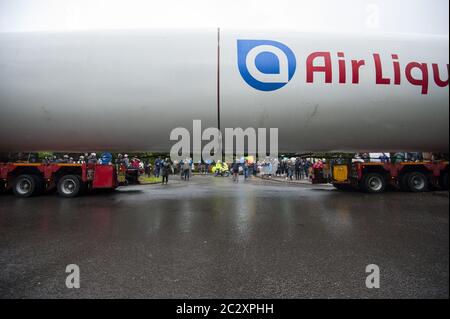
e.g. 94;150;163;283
237;39;297;91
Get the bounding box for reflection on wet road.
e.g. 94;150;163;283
0;175;448;298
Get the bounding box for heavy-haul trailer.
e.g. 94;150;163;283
329;160;449;193
0;162;118;198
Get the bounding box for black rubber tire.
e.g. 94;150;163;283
399;174;410;192
361;173;386;193
405;172;429;193
12;174;37;198
77;176;87;195
0;181;6;195
57;175;82;198
32;175;45;196
441;172;449;190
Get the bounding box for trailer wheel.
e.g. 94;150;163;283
399;174;410;192
0;180;6;194
78;177;87;195
12;174;37;198
406;172;428;193
57;175;82;198
32;175;45;195
441;172;449;190
362;173;386;193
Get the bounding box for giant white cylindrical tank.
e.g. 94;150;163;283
0;29;448;152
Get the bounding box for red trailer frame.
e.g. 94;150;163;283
330;160;449;193
0;162;118;198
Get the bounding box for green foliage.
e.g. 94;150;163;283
37;152;53;159
138;176;162;184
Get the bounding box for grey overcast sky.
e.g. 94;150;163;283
0;0;448;35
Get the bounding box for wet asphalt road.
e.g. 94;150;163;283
0;175;448;298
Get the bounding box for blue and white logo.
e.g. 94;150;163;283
237;39;296;91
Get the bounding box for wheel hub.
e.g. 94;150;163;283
62;180;76;194
368;177;382;191
411;176;425;189
17;180;31;194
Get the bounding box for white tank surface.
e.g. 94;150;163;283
0;29;218;152
0;29;448;152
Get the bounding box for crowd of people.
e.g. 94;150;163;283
148;157;174;184
40;153;105;165
274;157;313;180
114;152;444;186
35;153;324;184
4;151;441;186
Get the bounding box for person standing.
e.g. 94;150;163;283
299;159;305;179
154;157;161;177
294;157;301;180
145;160;152;177
289;160;295;180
232;160;240;182
179;159;184;179
323;160;331;181
88;153;97;164
248;160;254;177
268;160;274;178
161;158;172;185
182;159;191;181
304;159;310;179
276;159;281;176
280;159;285;176
123;154;130;168
115;154;123;169
243;160;249;180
